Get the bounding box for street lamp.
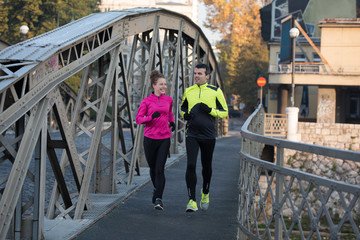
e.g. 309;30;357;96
20;25;29;41
289;27;299;107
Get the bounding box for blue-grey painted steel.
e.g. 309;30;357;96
0;7;221;96
0;9;155;92
0;9;156;62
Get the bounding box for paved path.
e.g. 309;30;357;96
73;118;243;240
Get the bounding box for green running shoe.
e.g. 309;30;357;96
186;199;198;212
200;189;209;210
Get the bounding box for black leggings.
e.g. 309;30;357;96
143;136;170;200
185;136;216;201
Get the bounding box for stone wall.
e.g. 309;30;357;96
298;122;360;151
282;122;360;219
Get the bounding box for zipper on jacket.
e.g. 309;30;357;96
198;85;201;98
158;96;161;106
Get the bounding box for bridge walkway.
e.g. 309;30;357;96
71;119;243;240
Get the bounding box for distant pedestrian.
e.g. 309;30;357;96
136;70;175;210
181;63;228;212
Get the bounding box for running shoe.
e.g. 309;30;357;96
200;189;209;210
154;198;163;210
186;199;198;212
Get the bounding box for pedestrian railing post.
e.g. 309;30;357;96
274;145;284;240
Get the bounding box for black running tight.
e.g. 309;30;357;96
185;136;216;201
143;136;170;200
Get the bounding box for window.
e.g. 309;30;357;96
306;24;315;37
307;53;321;72
295;53;306;63
294;53;305;72
312;53;321;62
350;96;360;118
277;52;307;72
277;53;290;72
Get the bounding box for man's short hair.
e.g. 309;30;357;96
195;63;211;75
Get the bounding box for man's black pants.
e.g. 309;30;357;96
185;136;216;201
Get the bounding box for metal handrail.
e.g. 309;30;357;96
238;105;360;239
264;113;287;138
269;64;360;75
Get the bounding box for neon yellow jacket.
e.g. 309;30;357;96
181;83;228;139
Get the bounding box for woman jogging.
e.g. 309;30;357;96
135;70;175;210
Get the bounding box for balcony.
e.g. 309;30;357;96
268;63;360;86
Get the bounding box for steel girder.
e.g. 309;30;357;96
0;8;224;238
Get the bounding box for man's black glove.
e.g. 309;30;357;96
183;112;191;120
152;111;160;119
169;122;176;132
199;103;211;114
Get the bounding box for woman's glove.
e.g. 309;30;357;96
152;112;160;119
199;103;211;114
169;122;176;132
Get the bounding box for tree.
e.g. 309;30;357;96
0;0;100;92
0;0;100;44
0;4;9;36
0;0;43;43
201;0;269;112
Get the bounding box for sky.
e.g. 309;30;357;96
197;2;222;45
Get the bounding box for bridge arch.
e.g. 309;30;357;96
0;8;225;239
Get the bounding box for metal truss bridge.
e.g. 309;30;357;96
0;8;225;239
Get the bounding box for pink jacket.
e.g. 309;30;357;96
135;93;175;139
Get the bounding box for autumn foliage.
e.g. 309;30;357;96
201;0;269;111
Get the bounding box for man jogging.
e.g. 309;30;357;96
181;63;228;212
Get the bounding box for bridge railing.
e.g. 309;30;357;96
264;113;286;138
238;105;360;239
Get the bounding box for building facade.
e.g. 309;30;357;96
99;0;198;23
261;0;360;124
